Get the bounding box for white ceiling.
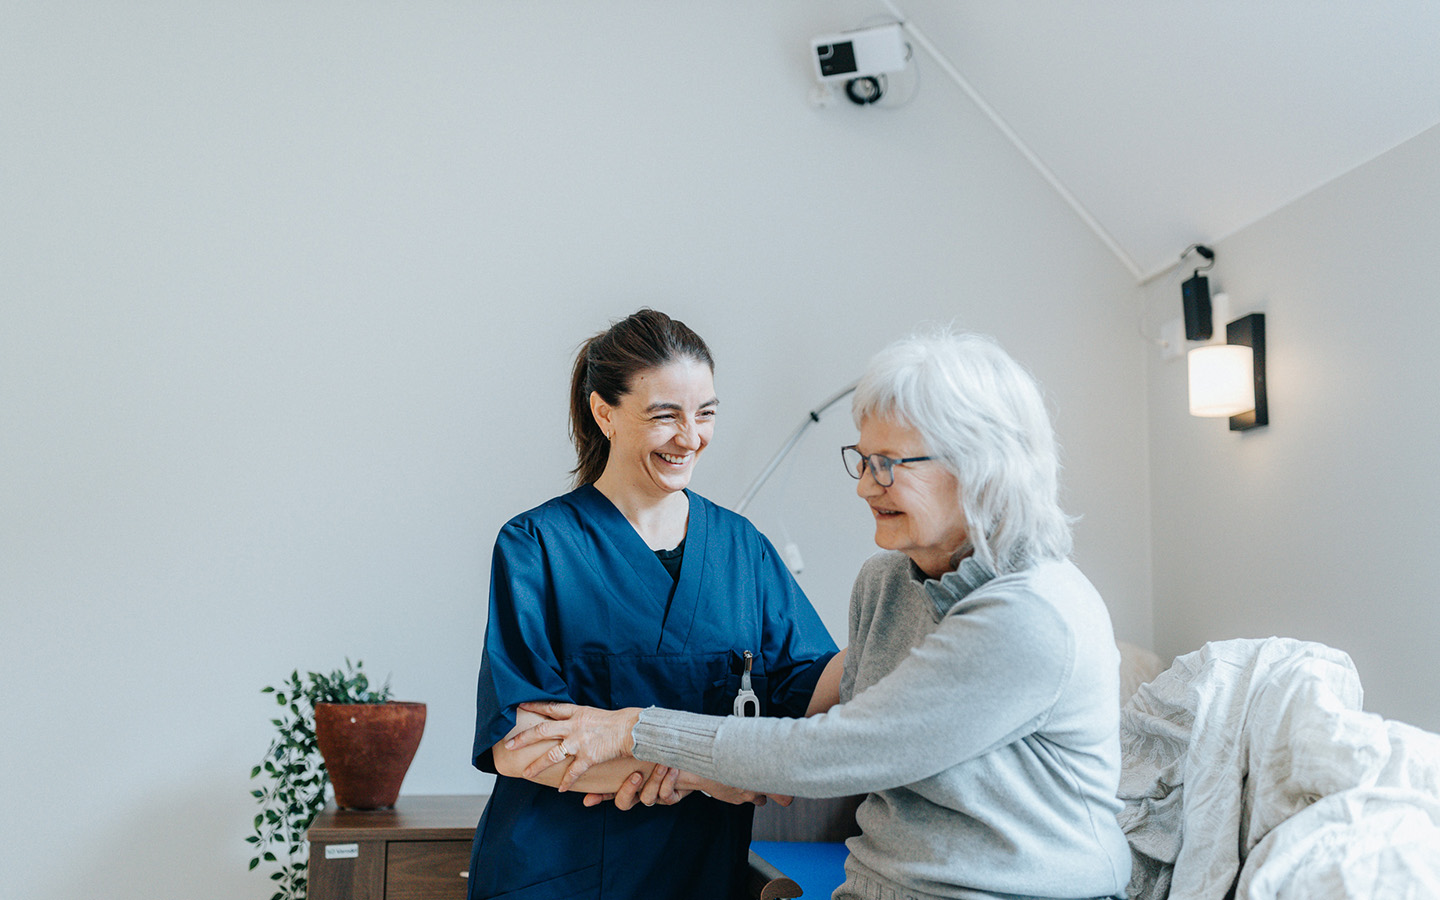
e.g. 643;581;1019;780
886;1;1440;281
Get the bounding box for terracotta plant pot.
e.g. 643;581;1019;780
314;701;426;810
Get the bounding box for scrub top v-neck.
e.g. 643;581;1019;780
654;537;685;583
468;485;837;900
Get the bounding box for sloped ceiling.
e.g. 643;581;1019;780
889;1;1440;281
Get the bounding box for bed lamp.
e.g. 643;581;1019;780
1187;312;1268;430
1188;344;1253;417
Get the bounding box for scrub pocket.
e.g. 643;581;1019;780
704;649;770;717
607;651;728;712
605;650;769;716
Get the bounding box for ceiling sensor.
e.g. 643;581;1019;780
811;23;908;105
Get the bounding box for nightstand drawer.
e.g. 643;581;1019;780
386;840;472;899
307;796;487;900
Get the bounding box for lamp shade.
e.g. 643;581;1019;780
1188;344;1255;417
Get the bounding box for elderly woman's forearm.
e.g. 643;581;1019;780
634;602;1070;797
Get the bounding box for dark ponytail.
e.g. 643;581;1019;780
568;309;714;487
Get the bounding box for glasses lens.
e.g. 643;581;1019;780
843;448;899;485
871;455;895;486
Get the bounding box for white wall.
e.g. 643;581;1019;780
1;4;1149;899
1144;123;1440;732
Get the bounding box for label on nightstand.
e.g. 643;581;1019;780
324;843;360;860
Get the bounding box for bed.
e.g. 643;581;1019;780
1120;637;1440;900
747;638;1440;899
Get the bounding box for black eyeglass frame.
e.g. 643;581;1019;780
841;445;935;487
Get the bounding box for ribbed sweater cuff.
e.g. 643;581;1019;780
631;707;724;776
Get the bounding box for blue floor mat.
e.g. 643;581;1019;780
749;841;848;898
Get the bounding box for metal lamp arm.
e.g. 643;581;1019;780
734;381;858;514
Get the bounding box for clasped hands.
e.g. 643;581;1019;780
507;701;791;811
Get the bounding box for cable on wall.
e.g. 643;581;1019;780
877;0;1144;282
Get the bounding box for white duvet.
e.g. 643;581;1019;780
1118;637;1440;900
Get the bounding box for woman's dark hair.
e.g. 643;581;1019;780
569;309;714;487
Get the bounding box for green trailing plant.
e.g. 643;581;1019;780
247;659;393;900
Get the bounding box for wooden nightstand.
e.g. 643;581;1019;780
306;792;806;900
306;794;488;900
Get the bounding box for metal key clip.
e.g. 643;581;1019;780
733;650;759;717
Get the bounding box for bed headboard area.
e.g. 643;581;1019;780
1118;640;1167;707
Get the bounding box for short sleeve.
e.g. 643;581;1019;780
471;521;573;772
756;533;838;718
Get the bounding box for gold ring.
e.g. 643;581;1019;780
559;742;572;757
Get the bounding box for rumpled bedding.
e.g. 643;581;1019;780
1118;637;1440;900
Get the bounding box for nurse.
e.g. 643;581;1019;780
467;309;840;900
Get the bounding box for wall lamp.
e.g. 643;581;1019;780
1180;245;1268;431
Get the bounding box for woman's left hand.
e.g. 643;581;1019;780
510;701;641;791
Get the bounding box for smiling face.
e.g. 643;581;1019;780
855;415;970;578
591;357;717;501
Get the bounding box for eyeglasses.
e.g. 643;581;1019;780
841;445;935;487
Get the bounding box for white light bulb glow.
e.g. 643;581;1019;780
1188;344;1255;417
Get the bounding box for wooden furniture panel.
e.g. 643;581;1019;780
307;794;487;900
387;841;474;899
307;839;387;900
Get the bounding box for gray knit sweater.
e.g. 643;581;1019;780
631;551;1131;900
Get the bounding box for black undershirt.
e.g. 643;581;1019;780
654;537;685;583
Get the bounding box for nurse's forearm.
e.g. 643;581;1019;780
493;709;655;793
805;648;847;716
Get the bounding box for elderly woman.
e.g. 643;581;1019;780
508;331;1132;900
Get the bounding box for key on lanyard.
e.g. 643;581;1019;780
733;650;759;717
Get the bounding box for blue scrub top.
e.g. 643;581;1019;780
468;485;838;900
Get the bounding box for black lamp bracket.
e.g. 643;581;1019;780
1182;243;1216;277
1179;244;1217;342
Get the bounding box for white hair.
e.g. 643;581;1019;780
852;329;1072;574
